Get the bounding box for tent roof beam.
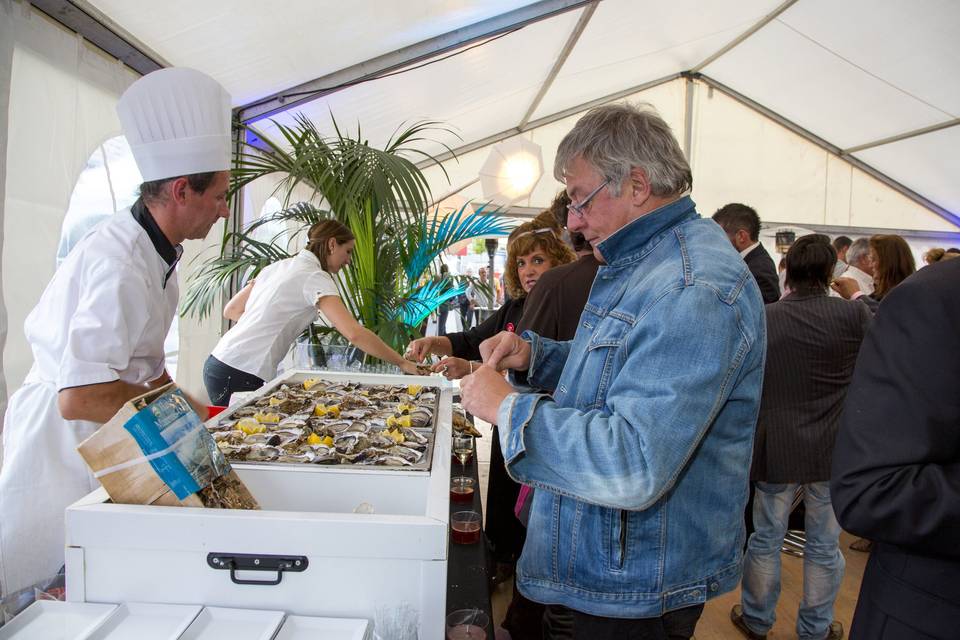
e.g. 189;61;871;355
416;72;682;169
28;0;164;75
842;118;960;154
236;0;592;124
691;0;801;73
695;73;960;228
517;1;599;130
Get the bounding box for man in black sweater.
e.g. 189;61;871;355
713;203;780;303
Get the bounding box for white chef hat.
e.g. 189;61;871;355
117;68;232;182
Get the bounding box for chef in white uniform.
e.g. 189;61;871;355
0;67;232;596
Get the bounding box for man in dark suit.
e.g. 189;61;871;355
831;258;960;640
713;203;780;303
730;235;870;640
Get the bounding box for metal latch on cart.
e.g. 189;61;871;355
207;552;308;586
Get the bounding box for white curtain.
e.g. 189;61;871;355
0;1;138;435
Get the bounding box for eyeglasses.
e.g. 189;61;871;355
567;179;609;219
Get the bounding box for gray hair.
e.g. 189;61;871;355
846;237;871;267
553;102;692;197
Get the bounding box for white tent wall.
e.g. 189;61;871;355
0;2;139;436
420;76;959;239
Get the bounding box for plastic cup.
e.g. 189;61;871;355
450;476;475;503
446;608;490;639
451;510;482;545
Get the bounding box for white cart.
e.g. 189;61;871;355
65;372;453;640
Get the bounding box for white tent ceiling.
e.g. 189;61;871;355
71;0;960;226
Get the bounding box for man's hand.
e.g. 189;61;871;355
431;357;472;380
480;331;531;372
460;365;513;424
831;276;862;299
404;337;436;363
398;359;421;376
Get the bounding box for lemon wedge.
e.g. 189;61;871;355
314;404;328;417
237;417;265;435
254;412;280;423
268;397;282;406
326;405;340;418
386;428;405;444
303;378;320;390
407;384;422;395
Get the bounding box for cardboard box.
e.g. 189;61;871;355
77;383;257;509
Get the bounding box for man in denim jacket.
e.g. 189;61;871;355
461;103;766;638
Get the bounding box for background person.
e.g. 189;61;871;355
731;235;870;640
0;67;231;595
832;234;915;313
832;235;852;278
713;203;780;303
838;238;874;296
204;220;419;405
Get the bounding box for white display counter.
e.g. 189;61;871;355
64;372;453;640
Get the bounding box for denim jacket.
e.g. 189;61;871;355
498;196;766;617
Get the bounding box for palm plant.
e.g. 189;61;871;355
181;113;513;355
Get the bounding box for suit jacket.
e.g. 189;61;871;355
831;258;960;639
744;243;780;304
751;291;871;483
516;254;600;342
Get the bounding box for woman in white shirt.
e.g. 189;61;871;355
204;219;419;404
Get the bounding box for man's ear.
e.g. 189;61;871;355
628;166;651;205
169;177;190;206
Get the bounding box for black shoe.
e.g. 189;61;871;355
730;605;767;640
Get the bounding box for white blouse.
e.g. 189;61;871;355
212;250;340;380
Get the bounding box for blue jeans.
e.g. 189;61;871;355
741;481;844;640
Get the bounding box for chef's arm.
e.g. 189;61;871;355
317;295;418;374
59;374;208;422
59;380;156;423
223;280;255;322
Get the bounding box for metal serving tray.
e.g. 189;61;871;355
205;370;451;473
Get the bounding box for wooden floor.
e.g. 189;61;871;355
473;417;868;639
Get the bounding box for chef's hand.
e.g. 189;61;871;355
480;331;531;372
831;277;862;299
404;337;436;363
460;364;513;424
431;357;472;380
398;359;421;376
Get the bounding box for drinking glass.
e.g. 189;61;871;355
452;434;474;471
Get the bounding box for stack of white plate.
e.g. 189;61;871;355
0;601;370;640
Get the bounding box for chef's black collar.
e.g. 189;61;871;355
132;197;182;288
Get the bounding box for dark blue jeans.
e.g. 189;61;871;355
203;355;265;406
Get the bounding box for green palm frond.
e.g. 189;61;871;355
184;110;513;355
404;202;515;281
